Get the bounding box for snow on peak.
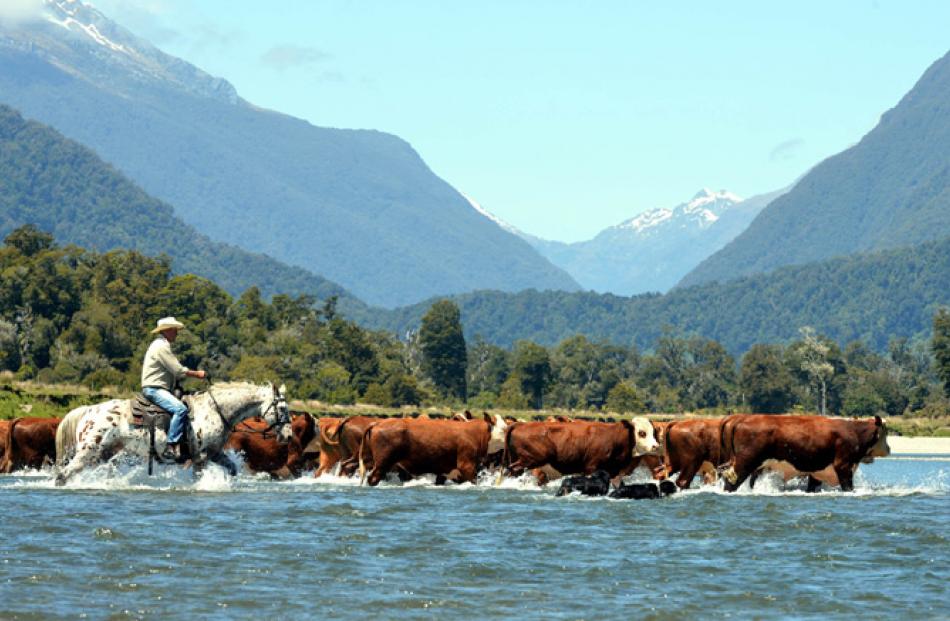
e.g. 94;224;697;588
43;0;128;53
461;192;522;236
617;188;743;235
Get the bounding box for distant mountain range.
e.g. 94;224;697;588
365;234;950;354
680;49;950;288
0;103;365;313
0;0;579;307
476;188;787;296
365;48;950;353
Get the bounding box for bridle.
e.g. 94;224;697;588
206;383;290;440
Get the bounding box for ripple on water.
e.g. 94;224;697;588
0;459;948;619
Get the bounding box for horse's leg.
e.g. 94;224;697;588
55;444;101;485
55;417;122;485
210;452;238;477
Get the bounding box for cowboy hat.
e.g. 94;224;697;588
150;316;186;334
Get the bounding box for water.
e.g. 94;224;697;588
1;456;947;620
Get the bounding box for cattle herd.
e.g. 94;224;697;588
0;408;892;497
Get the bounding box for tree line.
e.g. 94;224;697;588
3;226;949;416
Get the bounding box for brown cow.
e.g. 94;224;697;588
225;412;318;478
359;414;508;486
0;417;61;473
313;415;381;477
655;418;728;489
499;417;660;486
719;414;890;492
0;420;9;468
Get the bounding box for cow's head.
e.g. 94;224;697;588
863;415;890;462
484;413;509;454
629;417;660;456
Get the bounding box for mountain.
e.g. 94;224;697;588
0;0;579;307
680;49;950;288
0;103;366;313
510;188;786;295
365;234;950;354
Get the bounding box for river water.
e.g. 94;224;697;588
1;456;947;620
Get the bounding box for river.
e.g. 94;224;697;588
1;456;947;620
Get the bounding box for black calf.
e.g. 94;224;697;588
555;470;612;497
609;479;678;499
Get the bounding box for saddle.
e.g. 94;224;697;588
130;388;194;469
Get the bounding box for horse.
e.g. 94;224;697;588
54;382;291;485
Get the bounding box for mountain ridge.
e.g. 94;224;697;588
0;0;580;308
680;48;950;288
0;102;366;313
502;187;786;295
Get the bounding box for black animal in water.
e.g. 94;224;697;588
555;470;612;497
556;471;678;499
609;479;678;499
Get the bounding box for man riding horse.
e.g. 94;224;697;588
141;317;207;461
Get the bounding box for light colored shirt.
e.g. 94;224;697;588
141;335;189;390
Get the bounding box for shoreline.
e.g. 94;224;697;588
886;436;950;455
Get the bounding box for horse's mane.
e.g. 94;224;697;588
203;381;271;393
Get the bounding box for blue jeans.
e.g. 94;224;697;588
142;386;189;445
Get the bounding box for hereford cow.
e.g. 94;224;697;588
655;418;729;489
225;412;318;478
719;415;890;492
359;414;508;486
499;418;659;486
0;420;9;467
313;415;380;477
0;417;61;473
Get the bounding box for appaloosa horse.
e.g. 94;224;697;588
54;382;291;485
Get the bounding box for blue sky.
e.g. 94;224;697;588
94;0;950;242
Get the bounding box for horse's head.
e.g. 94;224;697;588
265;383;292;445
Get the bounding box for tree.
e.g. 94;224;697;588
467;336;509;397
795;327;835;416
4;225;54;257
419;299;467;400
511;340;552;409
605;382;645;413
740;344;794;413
933;308;950;396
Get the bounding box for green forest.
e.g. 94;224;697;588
366;234;950;355
3;226;950;420
0;103;364;315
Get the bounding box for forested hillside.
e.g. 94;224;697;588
0;104;365;314
3;226;947;420
680;49;950;287
0;5;579;307
367;235;950;354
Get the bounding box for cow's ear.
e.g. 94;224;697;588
874;415;883;427
483;412;493;424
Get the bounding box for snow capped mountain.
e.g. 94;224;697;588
0;0;580;306
1;0;240;103
462;193;524;236
520;187;787;296
616;189;743;236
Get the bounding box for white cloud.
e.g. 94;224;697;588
261;44;331;71
0;0;44;24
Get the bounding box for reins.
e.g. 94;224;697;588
205;381;284;436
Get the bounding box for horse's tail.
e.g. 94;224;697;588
1;418;21;473
55;408;85;468
495;422;518;486
357;423;376;486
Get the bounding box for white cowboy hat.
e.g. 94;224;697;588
150;316;186;334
